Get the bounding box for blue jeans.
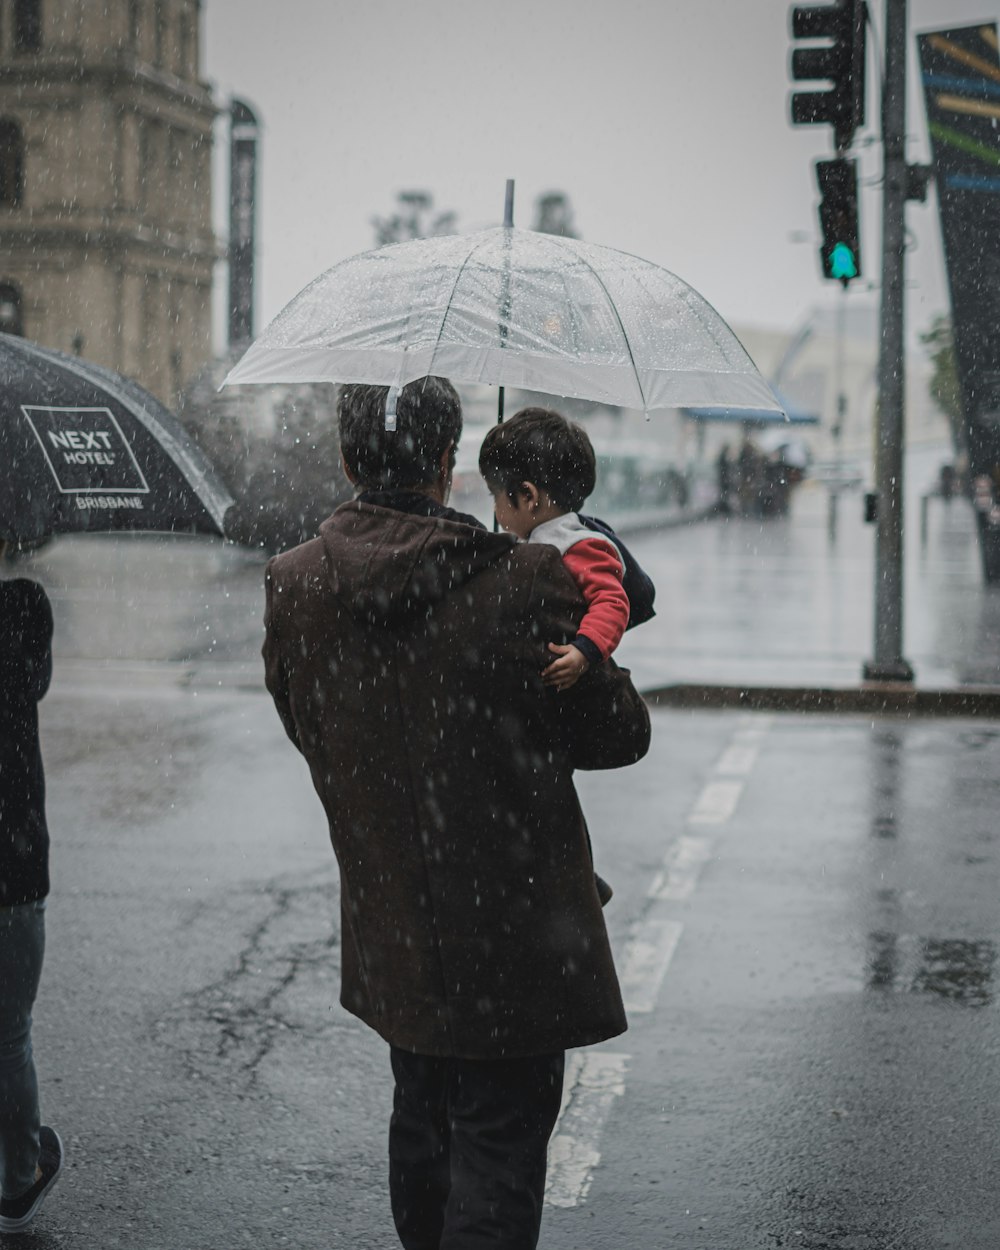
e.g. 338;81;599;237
0;900;45;1200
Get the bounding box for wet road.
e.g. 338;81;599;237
26;440;1000;694
551;712;1000;1250
9;474;1000;1248
27;691;1000;1250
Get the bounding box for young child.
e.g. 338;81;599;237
478;406;655;692
478;407;655;907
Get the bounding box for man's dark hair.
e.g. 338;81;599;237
338;378;462;491
478;407;596;511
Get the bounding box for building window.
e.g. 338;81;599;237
137;123;148;209
13;0;42;53
0;284;23;336
178;11;189;76
168;128;183;173
0;120;25;207
129;0;141;50
153;0;165;67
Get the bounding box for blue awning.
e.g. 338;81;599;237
682;386;819;426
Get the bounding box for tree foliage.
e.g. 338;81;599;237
920;314;965;455
532;191;578;239
372;191;457;247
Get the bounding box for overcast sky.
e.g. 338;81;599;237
204;0;1000;349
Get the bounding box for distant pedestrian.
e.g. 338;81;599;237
262;378;651;1250
0;545;64;1235
737;433;763;516
716;444;733;514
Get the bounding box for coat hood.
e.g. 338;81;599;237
320;500;517;625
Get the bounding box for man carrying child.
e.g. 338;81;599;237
262;378;650;1250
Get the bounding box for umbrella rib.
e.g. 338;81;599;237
563;244;649;411
426;235;494;378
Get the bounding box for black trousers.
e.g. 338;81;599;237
388;1046;565;1250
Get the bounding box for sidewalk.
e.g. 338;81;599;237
616;444;1000;711
18;442;1000;712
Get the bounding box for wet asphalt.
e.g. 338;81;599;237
7;452;1000;1249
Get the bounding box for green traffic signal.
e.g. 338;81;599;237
829;241;858;281
815;158;861;284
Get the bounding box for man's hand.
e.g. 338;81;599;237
543;642;590;691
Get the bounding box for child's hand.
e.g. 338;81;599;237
542;643;590;691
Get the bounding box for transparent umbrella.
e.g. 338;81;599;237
224;226;781;417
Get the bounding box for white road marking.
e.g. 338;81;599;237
714;742;760;776
553;1051;586;1131
546;716;773;1209
733;714;774;739
620;917;685;1014
545;1052;629;1208
688;778;744;825
648;834;714;901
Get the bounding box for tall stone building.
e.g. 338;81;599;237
0;0;218;404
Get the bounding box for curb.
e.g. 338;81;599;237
641;683;1000;717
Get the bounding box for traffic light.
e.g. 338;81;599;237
790;0;867;151
816;157;860;284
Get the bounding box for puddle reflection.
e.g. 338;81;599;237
869;726;902;842
867;930;996;1006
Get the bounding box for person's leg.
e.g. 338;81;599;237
388;1047;451;1250
0;900;46;1200
441;1050;565;1250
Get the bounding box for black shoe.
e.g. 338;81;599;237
0;1126;63;1234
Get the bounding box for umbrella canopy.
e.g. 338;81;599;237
0;334;233;542
223;227;781;415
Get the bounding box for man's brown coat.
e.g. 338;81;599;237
263;500;651;1059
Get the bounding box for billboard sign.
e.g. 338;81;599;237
918;24;1000;475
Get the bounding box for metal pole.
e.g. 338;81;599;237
864;0;914;682
497;179;515;427
494;180;515;532
228;99;259;349
828;284;848;543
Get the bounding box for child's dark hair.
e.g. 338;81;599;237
478;407;596;511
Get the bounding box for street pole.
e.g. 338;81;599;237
497;178;514;426
864;0;914;682
828;283;848;543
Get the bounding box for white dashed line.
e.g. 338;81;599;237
714;742;760;776
648;834;714;901
620;917;685;1014
733;714;774;741
688;777;745;825
546;1052;629;1208
551;717;771;1208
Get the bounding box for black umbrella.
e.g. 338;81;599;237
0;333;232;541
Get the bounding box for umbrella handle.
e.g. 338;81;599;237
384;385;400;432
